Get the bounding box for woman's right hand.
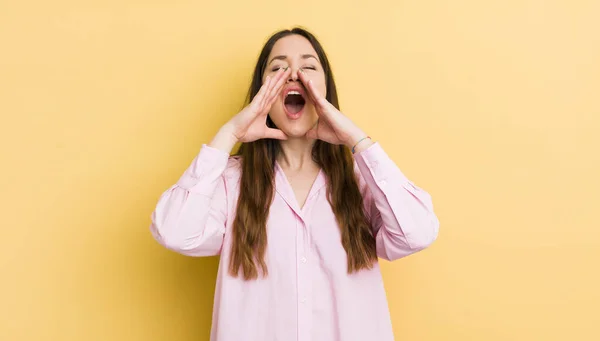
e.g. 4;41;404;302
225;67;291;143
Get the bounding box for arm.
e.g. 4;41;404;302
296;65;439;260
354;142;439;261
149;130;237;257
150;68;291;256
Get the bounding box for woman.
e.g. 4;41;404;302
150;27;439;341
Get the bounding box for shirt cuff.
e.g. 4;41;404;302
354;142;410;186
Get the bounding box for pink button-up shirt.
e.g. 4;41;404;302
150;142;439;341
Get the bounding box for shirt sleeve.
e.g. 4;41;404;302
149;144;231;257
354;142;439;261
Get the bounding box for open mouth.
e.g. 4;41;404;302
284;90;306;116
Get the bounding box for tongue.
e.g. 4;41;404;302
285;103;304;114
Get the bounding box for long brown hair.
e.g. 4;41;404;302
229;27;377;280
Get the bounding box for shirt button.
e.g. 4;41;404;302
300;297;307;303
380;180;387;186
301;257;307;263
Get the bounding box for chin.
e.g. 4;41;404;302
270;107;318;139
281;124;311;138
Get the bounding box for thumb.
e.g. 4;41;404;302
305;126;318;140
305;120;319;140
264;128;288;140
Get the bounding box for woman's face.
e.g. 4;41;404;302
263;34;327;138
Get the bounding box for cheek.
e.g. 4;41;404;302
314;75;327;97
302;72;326;96
318;83;327;97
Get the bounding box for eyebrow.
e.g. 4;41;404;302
268;54;319;65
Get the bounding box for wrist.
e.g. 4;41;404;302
209;124;239;153
351;136;373;154
345;129;368;148
221;123;238;139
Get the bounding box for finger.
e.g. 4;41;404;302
305;127;318;140
298;70;324;106
259;75;277;109
266;67;291;105
264;68;284;95
252;76;272;110
264;128;288;140
305;120;319;139
259;68;287;112
299;77;333;121
305;78;329;108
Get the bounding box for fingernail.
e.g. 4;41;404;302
284;66;289;71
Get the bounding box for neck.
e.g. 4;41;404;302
276;137;317;171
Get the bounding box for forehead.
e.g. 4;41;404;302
268;34;319;60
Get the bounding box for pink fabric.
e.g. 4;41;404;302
150;142;439;341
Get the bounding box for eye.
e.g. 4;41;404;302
301;65;317;71
271;65;287;72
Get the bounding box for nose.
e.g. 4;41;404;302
287;68;299;82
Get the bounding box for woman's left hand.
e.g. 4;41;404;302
298;70;370;149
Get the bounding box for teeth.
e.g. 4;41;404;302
287;90;301;96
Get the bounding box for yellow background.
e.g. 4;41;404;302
1;1;599;340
